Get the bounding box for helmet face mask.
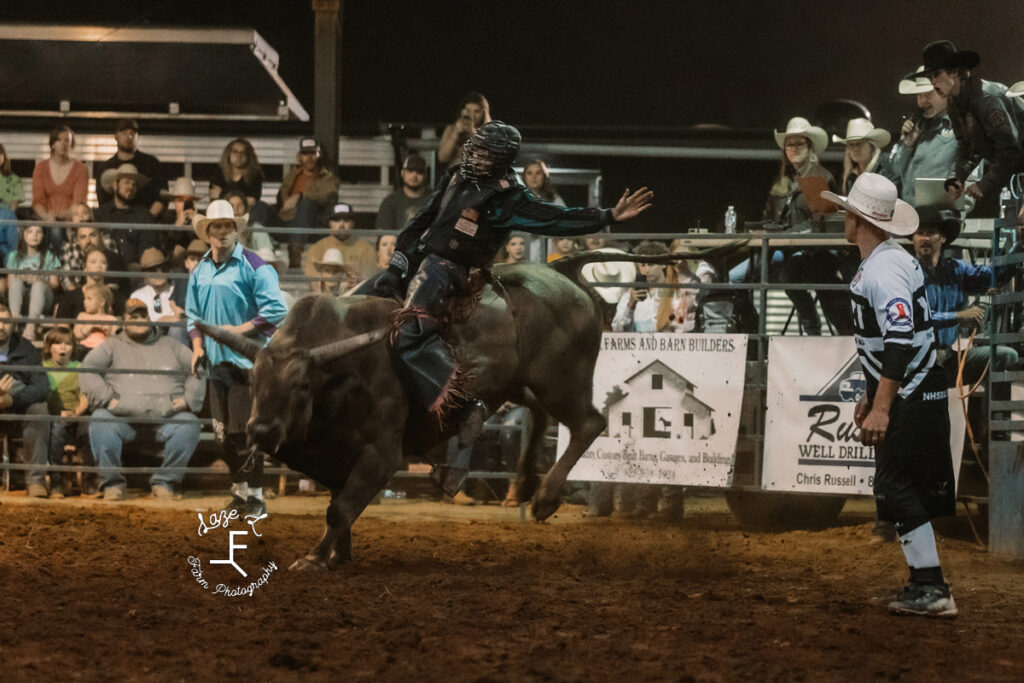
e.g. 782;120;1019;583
460;121;521;183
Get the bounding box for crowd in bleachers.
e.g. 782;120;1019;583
1;39;1023;515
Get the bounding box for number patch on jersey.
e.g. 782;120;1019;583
885;298;913;328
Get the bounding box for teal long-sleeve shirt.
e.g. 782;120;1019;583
185;243;288;369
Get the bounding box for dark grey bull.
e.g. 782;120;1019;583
198;251;708;570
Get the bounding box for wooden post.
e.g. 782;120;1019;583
312;0;341;169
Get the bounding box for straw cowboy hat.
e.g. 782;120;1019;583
898;66;934;95
915;205;962;245
99;163;150;194
314;248;354;271
1008;81;1024;99
833;118;891;148
138;247;168;271
193;199;246;241
774;117;829;154
580;249;638;304
186;239;208;255
905;40;980;80
161;176;199;199
821;173;919;236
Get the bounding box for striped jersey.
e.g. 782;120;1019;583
849;240;938;399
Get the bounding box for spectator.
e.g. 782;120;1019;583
611;240;692;334
171;239;208;313
0;141;24;212
255;247;295;309
547;236;578;263
157;177;199;258
271;137;341;268
313;248;358;295
836;118;892;193
522;159;566;206
908;41;1024;203
583;233;608;251
0;302;51;498
73;282;118;354
59;212;123;294
375;233;396;270
438;91;492;166
303;202;376;288
32;125;88;245
209;137;265;209
93;119;165;218
57;246;127;321
7;224;60;342
502;235;528;264
81;298;204;500
39;326;89;498
224;190;274;252
94;163;156;266
130;248;178;323
889;67;958;206
186;199;288;516
376;154;430;230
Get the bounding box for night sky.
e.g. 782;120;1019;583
7;1;1024;227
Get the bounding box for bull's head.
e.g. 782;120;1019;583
194;322;387;455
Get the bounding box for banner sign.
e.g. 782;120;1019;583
763;337;965;495
562;333;748;487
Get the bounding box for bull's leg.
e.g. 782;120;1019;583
532;405;606;522
289;444;401;571
509;402;549;505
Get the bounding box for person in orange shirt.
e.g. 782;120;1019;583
32;125;88;246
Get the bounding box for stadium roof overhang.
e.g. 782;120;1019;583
0;24;309;123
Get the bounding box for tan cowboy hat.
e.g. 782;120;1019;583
899;66;934;95
314;248;354;271
161;176;199;199
1008;81;1024;98
99;163;151;194
580;249;638;304
774;117;829;154
186;238;208;256
821;173;918;236
193;199;246;241
138;247;167;270
833;118;892;148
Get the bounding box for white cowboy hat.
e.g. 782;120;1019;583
314;248;354;271
580;248;638;304
1008;81;1024;98
99;163;151;194
898;66;934;95
160;176;199;199
193;199;246;241
821;173;919;236
773;117;829;154
833;118;892;148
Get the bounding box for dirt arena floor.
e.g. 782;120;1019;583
1;491;1022;682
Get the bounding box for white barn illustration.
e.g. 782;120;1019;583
603;360;715;440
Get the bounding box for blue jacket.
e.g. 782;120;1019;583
922;255;1011;348
185;243;288;369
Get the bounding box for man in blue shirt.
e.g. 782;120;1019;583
911;206;1018;386
186;200;288;515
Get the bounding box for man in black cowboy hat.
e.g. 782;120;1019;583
912;205;1018;385
908;41;1024;203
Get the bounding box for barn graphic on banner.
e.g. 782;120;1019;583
603;360;716;441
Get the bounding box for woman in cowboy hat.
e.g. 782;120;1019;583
823;172;959;619
834;118;892;194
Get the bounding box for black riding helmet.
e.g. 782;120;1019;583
461;121;522;183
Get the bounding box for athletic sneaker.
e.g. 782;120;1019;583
888;582;958;618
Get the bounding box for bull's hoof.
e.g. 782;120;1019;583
288;555;328;572
514;476;540;504
531;496;562;522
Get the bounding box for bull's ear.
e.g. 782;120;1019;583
194;321;262;362
310;328;389;366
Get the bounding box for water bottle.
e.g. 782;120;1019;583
999;187;1012;218
724;205;737;234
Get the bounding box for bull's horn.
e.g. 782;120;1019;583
310;328;389;365
194;321;262;362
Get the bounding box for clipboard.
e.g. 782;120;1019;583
797;176;837;214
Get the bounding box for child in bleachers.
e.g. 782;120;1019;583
41;326;88;497
73;282;118;357
6;224;60;341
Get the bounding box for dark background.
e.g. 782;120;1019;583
5;0;1024;228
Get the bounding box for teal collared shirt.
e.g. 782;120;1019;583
185;242;287;369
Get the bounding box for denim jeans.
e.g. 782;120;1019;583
23;403;57;487
89;409;201;492
8;277;54;331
